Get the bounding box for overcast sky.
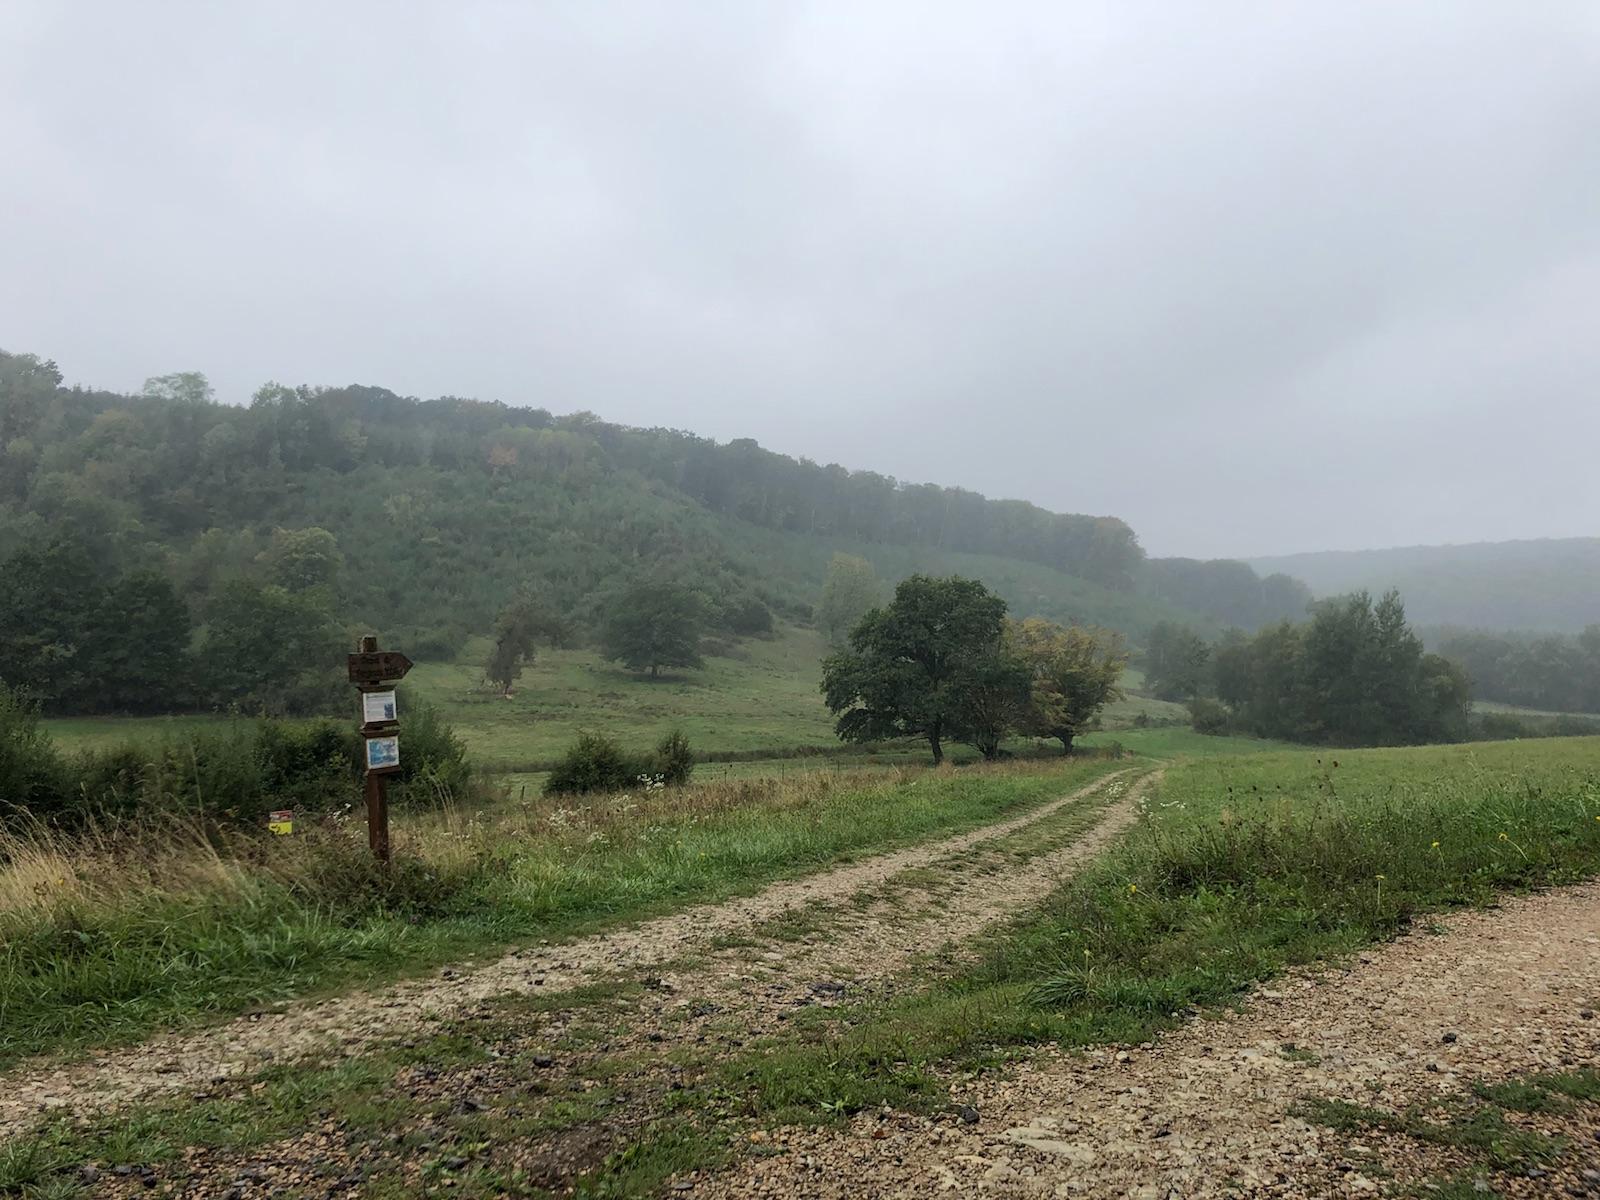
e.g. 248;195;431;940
3;2;1598;558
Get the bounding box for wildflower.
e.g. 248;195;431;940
1431;841;1440;849
1375;874;1385;881
1128;884;1138;894
1498;832;1508;841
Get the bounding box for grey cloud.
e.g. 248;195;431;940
3;0;1597;556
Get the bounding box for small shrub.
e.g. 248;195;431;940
393;696;473;805
1189;697;1232;736
72;723;280;825
544;732;638;797
407;624;472;662
651;730;694;787
0;685;68;821
288;824;483;919
69;743;151;821
725;596;774;636
255;720;358;811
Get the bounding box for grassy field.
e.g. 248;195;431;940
0;755;1125;1067
37;713;263;757
37;622;1197;781
6;736;1597;1199
1473;698;1600;720
408;626;839;770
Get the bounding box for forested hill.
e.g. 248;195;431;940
0;350;1304;670
1250;539;1600;634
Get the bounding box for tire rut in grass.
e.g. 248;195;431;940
0;768;1139;1137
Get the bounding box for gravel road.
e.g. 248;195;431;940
688;880;1600;1199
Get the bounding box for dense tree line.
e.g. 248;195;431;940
821;575;1125;763
1431;626;1600;714
0;538;190;713
1185;591;1471;746
0;526;346;715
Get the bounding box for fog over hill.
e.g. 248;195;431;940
1250;538;1600;633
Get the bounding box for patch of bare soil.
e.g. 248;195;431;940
0;768;1136;1137
688;881;1600;1199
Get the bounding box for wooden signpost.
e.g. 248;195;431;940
348;635;413;863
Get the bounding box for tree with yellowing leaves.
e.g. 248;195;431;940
1008;617;1127;754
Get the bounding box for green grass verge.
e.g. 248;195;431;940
1300;1067;1600;1191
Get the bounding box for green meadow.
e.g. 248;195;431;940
39;622;1198;779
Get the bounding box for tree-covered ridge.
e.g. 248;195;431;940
0;349;1141;582
0;349;1309;717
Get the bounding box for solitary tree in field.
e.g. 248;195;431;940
818;553;882;647
600;583;705;678
1009;618;1127;754
821;574;1013;764
485;590;570;697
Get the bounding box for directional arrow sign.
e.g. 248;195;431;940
347;650;414;685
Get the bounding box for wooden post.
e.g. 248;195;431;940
347;635;412;866
365;770;390;864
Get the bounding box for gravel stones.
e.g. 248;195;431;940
690;881;1600;1199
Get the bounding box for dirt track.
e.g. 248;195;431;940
0;767;1141;1136
689;880;1600;1199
